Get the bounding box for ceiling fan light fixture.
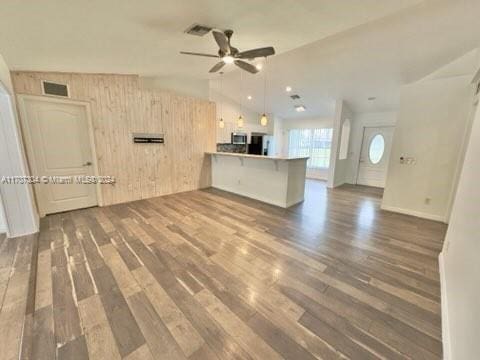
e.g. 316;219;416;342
181;30;274;74
222;55;234;64
260;114;268;126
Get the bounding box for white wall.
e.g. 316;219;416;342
139;76;209;100
281;117;334;180
328;100;354;187
440;96;480;360
347;111;397;184
0;53;39;237
0;193;6;233
272;115;285;157
209;89;273;144
382;74;473;222
282;117;333;131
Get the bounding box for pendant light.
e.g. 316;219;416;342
237;70;244;128
260;57;268;126
218;72;225;128
237;115;244;128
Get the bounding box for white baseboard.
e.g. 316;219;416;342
211;186;287;208
306;174;328;181
439;251;452;360
380;205;447;223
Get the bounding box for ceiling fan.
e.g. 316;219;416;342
180;29;275;74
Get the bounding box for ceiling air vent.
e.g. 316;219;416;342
42;80;69;97
185;24;212;36
290;94;301;100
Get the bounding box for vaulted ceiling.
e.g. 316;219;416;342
1;0;479;118
215;0;480;118
0;0;422;76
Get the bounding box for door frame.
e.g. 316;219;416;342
17;94;103;216
355;125;395;186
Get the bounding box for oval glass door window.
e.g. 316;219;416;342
369;134;385;164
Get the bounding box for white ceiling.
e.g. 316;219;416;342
1;0;479;119
215;0;480;118
1;0;422;77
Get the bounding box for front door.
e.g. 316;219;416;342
357;126;394;188
21;97;98;215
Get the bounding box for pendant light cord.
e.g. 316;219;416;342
263;57;267;115
240;70;243;116
219;72;223;119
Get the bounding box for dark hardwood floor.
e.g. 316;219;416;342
0;180;446;359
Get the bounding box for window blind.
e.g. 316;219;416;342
288;128;333;169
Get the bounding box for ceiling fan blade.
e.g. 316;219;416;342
234;60;258;74
180;51;219;58
209;62;226;73
237;46;275;59
212;31;230;54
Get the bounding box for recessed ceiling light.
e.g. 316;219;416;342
295;105;306;112
255;63;263;70
247;95;252;100
286;86;292;92
368;96;376;101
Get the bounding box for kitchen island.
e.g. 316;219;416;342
206;152;309;208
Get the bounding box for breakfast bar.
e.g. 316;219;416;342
206;152;309;208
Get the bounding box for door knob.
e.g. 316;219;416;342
83;161;92;166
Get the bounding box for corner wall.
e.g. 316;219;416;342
0;55;39;237
0;193;6;233
381;75;473;222
440;93;480;360
328;100;353;187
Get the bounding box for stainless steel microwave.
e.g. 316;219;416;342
231;132;247;144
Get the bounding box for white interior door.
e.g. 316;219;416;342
357;126;394;188
21;97;98;215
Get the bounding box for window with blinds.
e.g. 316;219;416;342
288;128;333;169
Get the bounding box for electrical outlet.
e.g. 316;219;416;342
400;155;416;165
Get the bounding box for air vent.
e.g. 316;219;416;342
290;94;300;100
185;24;212;36
42;81;69;97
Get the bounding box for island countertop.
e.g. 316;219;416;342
206;151;309;161
206;151;308;208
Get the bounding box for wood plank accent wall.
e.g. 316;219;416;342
11;71;216;206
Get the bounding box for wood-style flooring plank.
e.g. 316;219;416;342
6;180;445;360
